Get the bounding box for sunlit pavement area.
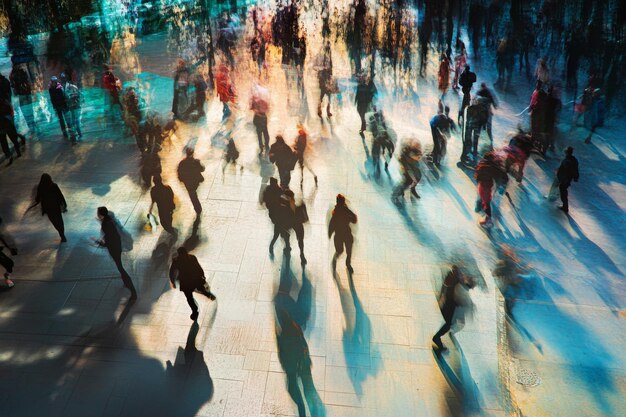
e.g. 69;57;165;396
1;5;626;417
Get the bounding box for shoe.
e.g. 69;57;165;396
300;254;307;265
346;264;354;274
3;278;15;288
314;176;318;187
190;311;199;321
479;216;493;227
432;336;447;351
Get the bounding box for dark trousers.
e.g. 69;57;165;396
357;107;367;132
183;286;214;314
433;317;453;341
431;128;442;164
0;118;22;159
271;224;291;249
158;207;174;232
253;114;270;150
277;166;291;188
559;183;569;209
184;183;202;214
54;107;69;135
333;234;353;267
108;248;136;294
47;210;65;238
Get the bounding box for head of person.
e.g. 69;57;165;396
565;146;574;156
284;189;295;200
97;206;109;220
464;64;470;72
153;174;163;186
176;246;188;257
444;105;450;116
185;147;194;157
38;173;53;188
336;194;346;206
60;72;67;83
275;134;284;144
480;82;487;89
269;177;278;187
535;80;543;91
50;75;58;85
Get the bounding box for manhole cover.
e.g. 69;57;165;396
516;367;541;387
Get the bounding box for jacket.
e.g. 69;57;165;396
169;254;205;292
557;155;579;186
48;82;66;109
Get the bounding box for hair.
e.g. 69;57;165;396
97;206;109;217
336;194;346;205
269;177;278;185
275;134;284;143
444;106;450;114
153;175;162;185
185;147;194;156
38;173;53;188
566;146;574;155
177;247;188;256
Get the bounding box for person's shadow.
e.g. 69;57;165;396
274;253;326;417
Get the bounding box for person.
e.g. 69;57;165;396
369;108;395;175
462;97;490;163
583;88;605;144
149;175;176;234
169;247;216;321
102;67;122;116
9;64;36;134
61;73;82;141
172;59;190;119
392;140;423;203
269;135;297;189
556;146;579;213
534;57;550;85
474;151;508;227
432;265;473;351
328;194;357;273
476;83;498;144
437;53;451;97
429;105;457;166
250;82;270;153
503;131;533;183
458;65;477;122
0;216;17;289
354;74;377;133
263;177;290;254
48;76;71;138
185;73;208;119
177;147;205;214
316;42;334;118
0;91;22;164
293;126;317;189
95;207;137;300
452;40;467;89
29;173;68;242
216;65;236;120
285;189;308;265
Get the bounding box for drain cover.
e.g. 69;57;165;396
516;367;541;387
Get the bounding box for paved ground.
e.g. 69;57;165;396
0;8;625;417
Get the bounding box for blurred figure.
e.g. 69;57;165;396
9;64;36;134
61;73;82;141
284;189;308;265
102;67;122;118
263;177;289;255
429;105;457;167
169;247;216;321
0;216;17;289
556;146;579;214
432;265;474;351
216;65;236;120
369;108;395;176
354;73;377;134
293;126;317;189
437;53;451;97
0;83;22;165
149;175;176;234
269;135;297;189
458;65;476;123
476;83;498;144
29;173;68;242
474;152;508;227
185;73;208;119
177;147;205;215
452;39;467;89
316;42;334;118
48;75;72;139
392;140;423;204
94;207;137;300
328;194;357;273
534;57;550;85
250;82;270;153
172;59;190;119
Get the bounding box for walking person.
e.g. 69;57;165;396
429;105;456;167
269;135;297;189
172;59;191;119
28;174;67;242
556;146;579;214
94;207;137;300
392;140;423;203
169;247;216;321
184;73;208;119
328;194;357;273
316;42;335;118
61;73;82;141
474;151;508;227
0;216;17;289
250;82;270;154
432;265;474;351
177;147;205;215
216;64;236;120
458;65;476;123
48;76;72;139
437;53;451;98
354;73;377;134
284;189;308;265
0;95;22;165
293;126;317;189
102;67;122;118
476;83;498;145
9;64;36;134
148;175;176;234
263;177;290;255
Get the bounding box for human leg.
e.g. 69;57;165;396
47;210;66;240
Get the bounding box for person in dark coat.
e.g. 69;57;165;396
95;206;137;299
48;76;71;138
9;65;36;133
556;146;579;213
328;194;357;273
458;65;477;122
354;74;377;133
177;147;205;214
172;59;190;119
429;105;457;166
149;175;176;234
0;94;22;164
475;152;508;227
30;173;67;242
263;177;289;253
476;83;498;144
269;135;296;189
293;126;317;189
169;247;216;321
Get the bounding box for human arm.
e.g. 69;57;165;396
169;261;177;289
57;185;67;212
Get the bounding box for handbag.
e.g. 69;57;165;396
547;177;560;201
